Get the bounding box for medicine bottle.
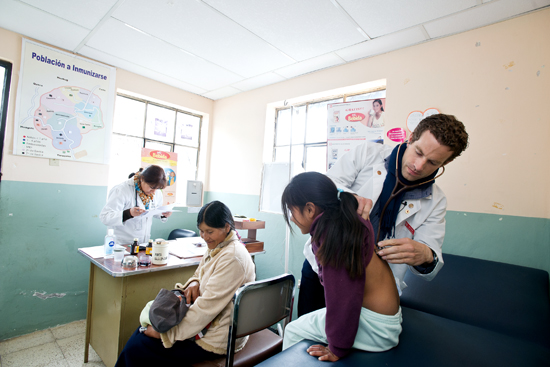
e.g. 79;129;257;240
131;238;139;255
146;239;153;256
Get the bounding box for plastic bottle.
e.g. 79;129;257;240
104;229;116;258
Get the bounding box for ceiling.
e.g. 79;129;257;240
1;0;549;100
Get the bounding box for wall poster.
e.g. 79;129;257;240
327;98;386;170
13;39;116;164
141;148;178;206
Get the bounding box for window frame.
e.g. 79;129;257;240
0;60;13;181
113;93;203;180
272;89;386;173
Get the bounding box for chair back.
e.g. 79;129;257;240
226;273;295;367
168;228;198;240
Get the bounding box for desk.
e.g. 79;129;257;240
78;245;265;367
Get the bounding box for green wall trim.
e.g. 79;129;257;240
444;211;550;272
1;185;548;341
0;180;193;341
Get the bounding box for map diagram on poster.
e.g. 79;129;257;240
13;39;116;164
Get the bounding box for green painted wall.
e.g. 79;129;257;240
444;211;550;272
1;185;548;341
0;180;194;341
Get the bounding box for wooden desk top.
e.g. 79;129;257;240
78;245;265;278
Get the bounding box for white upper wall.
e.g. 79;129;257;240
0;27;214;187
207;8;550;219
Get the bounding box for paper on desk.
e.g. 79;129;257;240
80;245;129;259
141;204;181;219
170;237;208;258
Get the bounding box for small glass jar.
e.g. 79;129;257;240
122;255;138;269
113;247;125;263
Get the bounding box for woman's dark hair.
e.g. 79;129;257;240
140;165;167;189
281;172;366;278
197;201;235;232
128;167;144;179
373;99;384;112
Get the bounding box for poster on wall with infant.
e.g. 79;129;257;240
326;98;386;170
141;148;178;206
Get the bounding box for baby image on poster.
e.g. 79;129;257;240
165;168;176;186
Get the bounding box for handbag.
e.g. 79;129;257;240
148;288;189;333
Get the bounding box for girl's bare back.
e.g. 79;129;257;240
362;254;400;315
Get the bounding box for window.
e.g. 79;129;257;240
0;60;13;180
109;94;202;202
272;89;386;176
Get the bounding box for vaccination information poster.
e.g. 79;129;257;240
327;99;386;170
13;39;116;164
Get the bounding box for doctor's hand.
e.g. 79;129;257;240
161;211;172;218
130;207;145;217
376;238;433;266
184;281;200;304
354;195;373;221
307;345;339;362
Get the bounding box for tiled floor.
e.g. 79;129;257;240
0;320;106;367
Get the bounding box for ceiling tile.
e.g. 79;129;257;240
79;46;207;95
231;72;287;92
275;52;346;79
424;0;550;39
337;0;478;38
20;0;118;29
0;0;90;51
203;0;367;61
202;86;241;100
336;27;427;62
84;18;243;91
112;0;295;78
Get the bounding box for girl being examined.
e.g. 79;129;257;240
281;172;402;362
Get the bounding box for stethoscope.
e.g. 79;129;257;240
375;143;445;247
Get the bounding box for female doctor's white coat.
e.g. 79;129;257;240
306;141;446;294
100;178;167;245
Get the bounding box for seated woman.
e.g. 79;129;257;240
281;172;401;362
115;201;256;366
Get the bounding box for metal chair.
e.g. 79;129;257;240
168;228;198;240
193;273;295;367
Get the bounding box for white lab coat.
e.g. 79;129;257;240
305;142;446;294
100;178;167;245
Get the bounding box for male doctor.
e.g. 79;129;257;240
299;113;469;316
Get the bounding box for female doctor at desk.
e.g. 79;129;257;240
100;165;172;244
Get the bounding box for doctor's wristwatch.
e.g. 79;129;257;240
414;248;438;274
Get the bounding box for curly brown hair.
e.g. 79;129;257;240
410;114;469;163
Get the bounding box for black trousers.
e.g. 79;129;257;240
297;259;326;318
115;327;222;367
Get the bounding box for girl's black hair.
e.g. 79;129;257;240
281;172;366;278
140;165;167;189
197;201;235;232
